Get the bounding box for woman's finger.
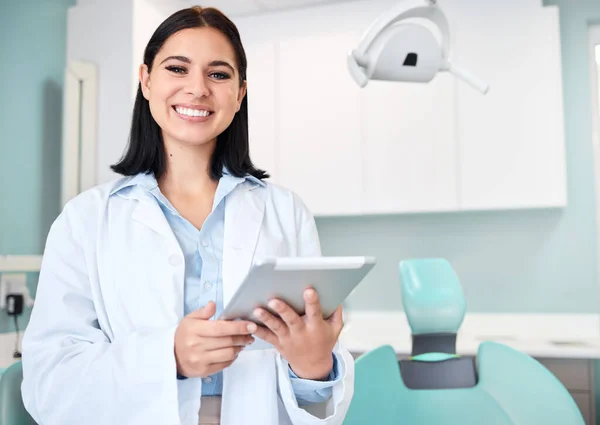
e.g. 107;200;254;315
202;360;235;378
304;288;323;322
251;325;279;347
268;298;303;331
328;305;344;334
204;345;245;364
202;335;255;351
194;319;257;338
254;307;289;338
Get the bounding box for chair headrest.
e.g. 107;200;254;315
399;258;466;335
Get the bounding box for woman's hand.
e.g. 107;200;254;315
174;301;257;378
252;288;344;380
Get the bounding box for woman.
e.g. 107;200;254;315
20;6;354;425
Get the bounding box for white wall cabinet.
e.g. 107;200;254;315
238;0;566;216
66;0;567;216
362;73;459;214
243;31;461;216
277;33;364;216
447;0;566;210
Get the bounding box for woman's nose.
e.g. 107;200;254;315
186;75;210;98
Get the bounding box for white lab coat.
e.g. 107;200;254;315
21;175;355;425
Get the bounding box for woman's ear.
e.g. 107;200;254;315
139;64;151;100
236;80;247;112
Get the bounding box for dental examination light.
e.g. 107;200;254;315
347;0;489;94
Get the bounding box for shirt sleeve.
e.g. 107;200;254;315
288;352;341;406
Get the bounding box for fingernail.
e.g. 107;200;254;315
253;308;263;318
268;299;278;309
306;289;316;299
247;323;257;333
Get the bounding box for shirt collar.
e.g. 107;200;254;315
109;173;157;196
109;167;266;197
222;167;266;188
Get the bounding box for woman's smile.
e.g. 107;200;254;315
173;105;214;122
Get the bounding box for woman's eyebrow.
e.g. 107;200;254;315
208;60;235;74
159;55;191;65
158;56;235;74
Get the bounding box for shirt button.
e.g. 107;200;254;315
204;281;213;290
201;240;209;248
168;254;182;266
203;376;213;384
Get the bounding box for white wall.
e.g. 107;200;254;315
132;0;166;101
67;0;134;185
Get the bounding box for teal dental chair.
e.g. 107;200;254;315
344;258;585;425
0;361;36;425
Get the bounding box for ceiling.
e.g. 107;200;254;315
149;0;356;17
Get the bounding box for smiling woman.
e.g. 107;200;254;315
19;6;355;425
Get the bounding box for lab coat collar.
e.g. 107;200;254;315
222;166;267;188
109;173;156;196
108;167;266;198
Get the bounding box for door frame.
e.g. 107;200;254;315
61;60;98;208
589;25;600;343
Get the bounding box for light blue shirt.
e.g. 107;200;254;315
130;171;339;405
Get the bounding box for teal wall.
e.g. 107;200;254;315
0;0;75;255
0;0;75;333
319;0;600;314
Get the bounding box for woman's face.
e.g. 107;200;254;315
140;27;246;148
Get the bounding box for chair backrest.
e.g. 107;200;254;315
0;361;37;425
343;345;405;425
345;342;585;425
343;258;586;425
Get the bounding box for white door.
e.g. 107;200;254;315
588;25;600;311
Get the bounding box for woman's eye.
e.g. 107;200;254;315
211;72;230;80
166;66;186;74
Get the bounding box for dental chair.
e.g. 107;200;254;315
0;361;36;425
343;258;585;425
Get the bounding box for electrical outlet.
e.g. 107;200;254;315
0;273;34;309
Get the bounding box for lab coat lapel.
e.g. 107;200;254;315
221;184;280;425
222;183;266;308
130;189;174;238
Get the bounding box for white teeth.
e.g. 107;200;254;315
175;106;211;117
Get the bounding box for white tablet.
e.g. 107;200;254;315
219;256;376;325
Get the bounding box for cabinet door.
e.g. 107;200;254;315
362;73;458;214
245;42;279;183
449;0;567;210
278;32;363;216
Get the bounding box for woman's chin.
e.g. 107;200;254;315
164;132;219;148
